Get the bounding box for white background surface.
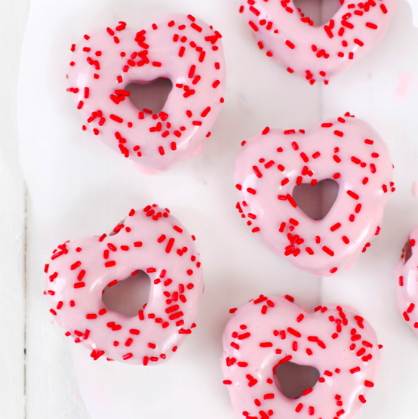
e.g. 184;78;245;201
2;0;418;418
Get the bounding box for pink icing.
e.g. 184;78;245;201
413;182;418;197
239;0;397;83
234;115;394;276
394;226;418;335
222;296;381;419
128;160;159;175
44;205;203;365
67;14;225;172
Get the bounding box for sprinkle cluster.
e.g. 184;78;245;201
239;0;396;83
45;205;203;364
222;296;381;419
235;115;394;276
67;14;225;171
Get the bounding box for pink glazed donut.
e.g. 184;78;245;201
235;114;394;276
44;205;203;364
239;0;397;84
67;14;226;171
394;226;418;335
222;296;381;419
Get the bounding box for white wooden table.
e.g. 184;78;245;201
1;1;29;418
3;0;418;418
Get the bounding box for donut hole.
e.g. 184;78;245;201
402;238;413;264
109;220;125;236
102;270;150;317
293;0;341;27
125;78;173;114
274;362;320;399
292;179;339;221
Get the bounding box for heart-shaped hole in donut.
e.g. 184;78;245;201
292;179;339;221
275;361;320;399
293;0;341;27
402;238;413;264
102;270;150;317
109;220;125;236
125;78;173;115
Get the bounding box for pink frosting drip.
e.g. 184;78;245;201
222;296;381;419
394;226;418;336
67;14;226;171
239;0;397;83
234;115;394;276
44;205;203;365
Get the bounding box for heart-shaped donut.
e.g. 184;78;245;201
239;0;397;83
235;115;394;276
394;226;418;336
67;14;225;171
44;205;203;364
222;295;381;419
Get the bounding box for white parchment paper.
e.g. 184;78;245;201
406;0;418;27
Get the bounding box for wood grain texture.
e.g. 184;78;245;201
0;1;29;418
